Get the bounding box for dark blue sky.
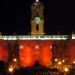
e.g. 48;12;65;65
0;0;75;35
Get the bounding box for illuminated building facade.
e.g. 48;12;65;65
0;0;75;67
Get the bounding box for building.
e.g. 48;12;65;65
0;0;75;67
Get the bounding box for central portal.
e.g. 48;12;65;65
34;60;40;67
19;40;52;67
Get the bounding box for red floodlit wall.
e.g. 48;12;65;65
0;40;8;62
61;40;75;64
0;40;75;66
19;40;52;66
69;45;75;63
19;42;34;66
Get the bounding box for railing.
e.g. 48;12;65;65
0;35;69;40
72;34;75;39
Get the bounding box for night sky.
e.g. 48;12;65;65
0;0;75;35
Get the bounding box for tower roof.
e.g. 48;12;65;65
32;0;43;6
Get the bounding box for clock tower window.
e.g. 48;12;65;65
36;24;39;30
36;12;39;16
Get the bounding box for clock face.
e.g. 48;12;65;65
34;17;41;25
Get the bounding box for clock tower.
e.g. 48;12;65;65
31;0;44;35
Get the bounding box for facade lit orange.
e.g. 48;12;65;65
0;40;75;66
0;40;52;66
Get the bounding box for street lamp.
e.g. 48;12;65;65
13;58;17;62
58;61;62;70
55;58;58;62
9;67;13;72
13;58;17;69
64;68;68;72
62;60;65;63
54;58;58;68
64;67;69;75
8;66;13;75
58;61;62;65
73;61;75;64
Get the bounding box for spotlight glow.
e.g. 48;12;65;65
36;0;39;2
13;58;17;62
58;61;62;65
73;61;75;64
55;58;58;61
64;68;68;72
9;67;13;72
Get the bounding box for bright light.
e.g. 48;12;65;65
58;61;62;65
36;0;39;2
62;60;65;62
50;67;53;69
20;45;24;49
50;45;52;49
55;58;58;61
73;61;75;64
35;45;39;49
9;67;13;72
13;58;17;62
64;68;68;72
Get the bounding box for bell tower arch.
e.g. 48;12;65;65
31;0;44;35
